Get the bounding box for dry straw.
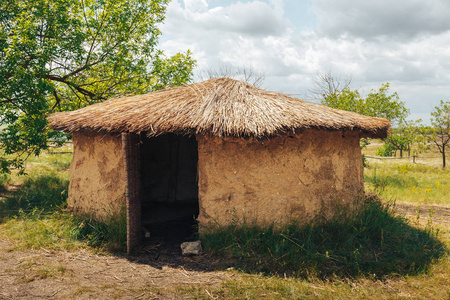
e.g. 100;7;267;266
48;77;390;138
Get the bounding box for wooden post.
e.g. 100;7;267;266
122;132;141;254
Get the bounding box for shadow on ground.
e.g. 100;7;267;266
127;217;231;272
129;198;448;280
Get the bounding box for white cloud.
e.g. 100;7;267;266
160;0;294;77
160;0;450;122
163;0;291;38
183;0;208;12
312;0;450;39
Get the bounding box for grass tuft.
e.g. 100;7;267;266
2;208;127;252
202;195;447;279
71;207;127;252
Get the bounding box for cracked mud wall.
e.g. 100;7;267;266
68;131;126;219
197;130;364;229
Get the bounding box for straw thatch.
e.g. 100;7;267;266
48;77;390;138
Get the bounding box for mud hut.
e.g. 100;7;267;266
48;77;390;253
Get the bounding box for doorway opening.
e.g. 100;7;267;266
139;133;199;244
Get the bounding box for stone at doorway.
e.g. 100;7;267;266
180;240;202;256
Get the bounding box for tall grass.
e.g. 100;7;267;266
71;208;127;252
202;195;446;279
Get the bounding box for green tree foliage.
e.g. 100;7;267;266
378;120;428;158
0;0;196;172
320;80;411;160
376;142;396;157
321;83;409;126
430;100;450;168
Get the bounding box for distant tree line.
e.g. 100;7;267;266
313;73;450;168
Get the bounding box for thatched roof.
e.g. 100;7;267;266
48;77;390;138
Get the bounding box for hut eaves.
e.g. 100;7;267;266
47;77;390;138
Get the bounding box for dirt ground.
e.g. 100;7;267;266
0;237;237;299
394;203;450;225
0;202;449;299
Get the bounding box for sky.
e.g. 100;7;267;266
159;0;450;124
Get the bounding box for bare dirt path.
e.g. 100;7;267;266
0;238;235;299
394;203;450;225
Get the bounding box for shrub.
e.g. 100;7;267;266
376;143;396;157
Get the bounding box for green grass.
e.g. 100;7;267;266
1;208;126;252
25;146;73;173
70;207;127;252
0;172;10;193
0;146;126;252
364;163;450;205
363;140;450;205
1;210;85;250
202;195;446;279
0;172;69;215
0;158;126;252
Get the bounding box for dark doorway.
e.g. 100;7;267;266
139;133;199;244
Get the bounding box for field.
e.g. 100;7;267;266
364;141;450;206
0;143;449;299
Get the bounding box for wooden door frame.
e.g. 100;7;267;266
122;132;141;254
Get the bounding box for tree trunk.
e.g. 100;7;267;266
399;148;403;158
443;146;446;168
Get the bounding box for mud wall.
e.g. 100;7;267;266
196;130;364;230
68;131;126;219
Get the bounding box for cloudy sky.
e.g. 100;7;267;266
160;0;450;123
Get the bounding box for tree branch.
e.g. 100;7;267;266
51;89;61;111
45;75;104;100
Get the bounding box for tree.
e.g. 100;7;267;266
320;83;409;127
0;0;196;172
430;100;450;168
378;120;428;158
310;71;352;101
317;76;410;164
